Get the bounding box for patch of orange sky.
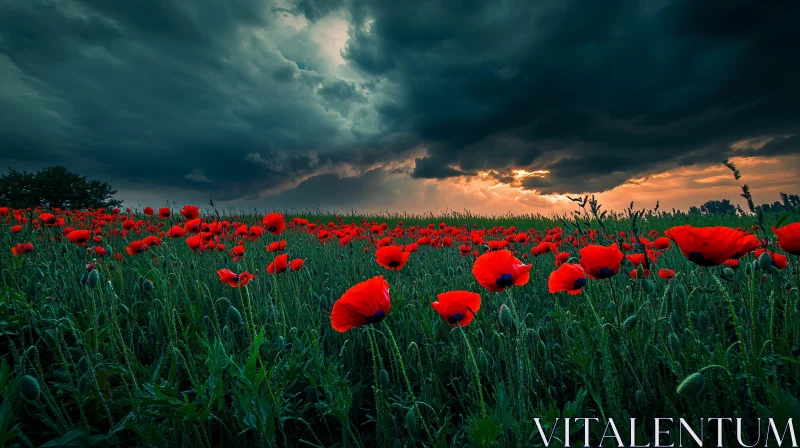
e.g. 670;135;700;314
393;154;800;216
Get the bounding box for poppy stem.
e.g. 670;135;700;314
382;322;434;444
368;328;388;448
457;323;487;419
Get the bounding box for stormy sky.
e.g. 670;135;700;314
1;0;799;214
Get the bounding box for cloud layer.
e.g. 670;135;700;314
1;0;798;212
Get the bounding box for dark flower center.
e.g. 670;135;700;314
233;274;240;281
388;261;401;268
572;278;587;289
366;310;386;324
44;218;55;224
688;251;714;266
448;313;464;324
269;226;276;232
496;273;514;287
597;267;614;279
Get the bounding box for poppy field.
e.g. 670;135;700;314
1;202;799;447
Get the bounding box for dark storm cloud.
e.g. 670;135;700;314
341;0;800;193
0;0;798;206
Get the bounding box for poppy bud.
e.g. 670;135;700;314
689;311;699;327
552;343;562;356
117;303;129;316
699;312;709;331
222;325;230;339
767;265;780;275
480;350;490;372
405;408;417;430
78;356;89;374
537;340;547;358
379;369;390;387
87;269;100;288
745;261;754;276
140;279;154;293
623;314;637;331
498;304;513;328
227;306;243;326
674;283;687;302
723;268;735;279
545;360;557;379
676;372;705;398
758;252;773;271
79;374;92;394
635;390;647;410
636;265;644;278
642;280;654;294
19;375;41;401
35;268;45;281
668;332;681;356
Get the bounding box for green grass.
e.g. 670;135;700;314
1;209;799;447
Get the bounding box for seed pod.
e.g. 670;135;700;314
19;375;41;401
675;283;687;302
676;372;705;398
498;304;513;328
668;332;681;355
227;306;243;326
405;408;417;430
545;360;557;379
758;252;773;271
379;369;390;387
142;279;155;293
635;389;647;410
623;315;638;331
87;270;100;288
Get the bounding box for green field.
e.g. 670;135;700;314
1;207;799;447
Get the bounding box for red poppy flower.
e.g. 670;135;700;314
143;207;154;216
554;251;570;266
166;226;185;238
658;269;676;279
142;236;162;247
771;222;800;255
90;246;107;256
472;250;532;292
217;269;254;288
179;205;199;220
431;291;481;326
754;249;788;270
548;263;586;295
723;259;739;269
625;253;650;267
0;207;7;216
630;269;651;278
266;241;287;252
158;208;170;219
267;253;289;274
126;240;148;256
66;229;92;246
331;276;391;332
262;213;286;235
376;246;410;271
230;245;245;261
248;226;264;240
665;225;760;266
579;244;624;280
11;242;34;256
11;225;22;233
290;259;305;271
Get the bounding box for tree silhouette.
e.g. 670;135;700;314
0;166;122;209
